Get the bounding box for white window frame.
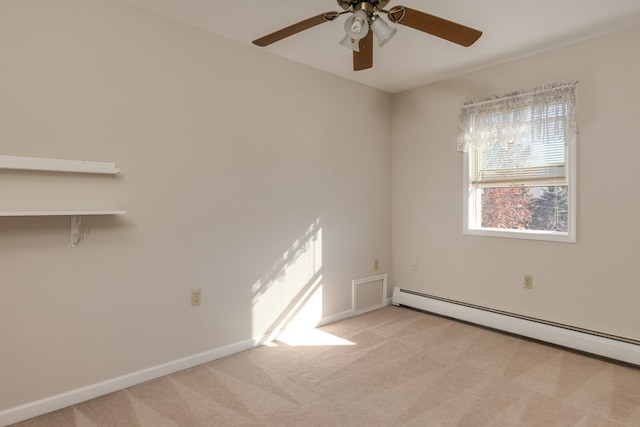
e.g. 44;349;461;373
462;144;576;242
460;83;577;243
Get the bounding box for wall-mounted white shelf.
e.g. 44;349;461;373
0;155;120;175
0;210;126;217
0;210;126;247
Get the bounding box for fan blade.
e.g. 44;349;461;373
353;31;373;71
253;11;339;47
388;6;482;47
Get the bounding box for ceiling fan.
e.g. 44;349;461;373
252;0;482;71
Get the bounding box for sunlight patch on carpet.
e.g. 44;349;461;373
277;328;356;347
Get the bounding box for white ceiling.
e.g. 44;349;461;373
119;0;640;93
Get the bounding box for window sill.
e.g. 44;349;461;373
464;227;575;243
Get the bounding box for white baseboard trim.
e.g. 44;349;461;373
0;337;259;427
317;308;354;326
0;309;354;427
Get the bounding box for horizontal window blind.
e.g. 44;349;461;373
466;96;572;187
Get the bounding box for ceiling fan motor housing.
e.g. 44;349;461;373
337;0;391;13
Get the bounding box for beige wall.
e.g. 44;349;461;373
392;25;640;341
4;0;640;416
0;0;392;410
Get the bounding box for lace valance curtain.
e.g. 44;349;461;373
457;81;578;153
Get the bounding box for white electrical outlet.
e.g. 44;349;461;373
191;289;202;306
523;274;533;289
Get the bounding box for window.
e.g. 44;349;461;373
458;82;577;242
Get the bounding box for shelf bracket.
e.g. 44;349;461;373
70;215;82;247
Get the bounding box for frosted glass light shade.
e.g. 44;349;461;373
339;35;360;52
371;17;397;47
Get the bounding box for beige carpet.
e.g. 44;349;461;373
12;306;640;426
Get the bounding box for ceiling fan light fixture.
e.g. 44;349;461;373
253;3;482;72
371;16;397;47
344;10;370;40
339;34;360;52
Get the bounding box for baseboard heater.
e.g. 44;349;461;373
392;287;640;366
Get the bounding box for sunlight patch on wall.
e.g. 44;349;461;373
251;218;323;341
283;277;323;330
